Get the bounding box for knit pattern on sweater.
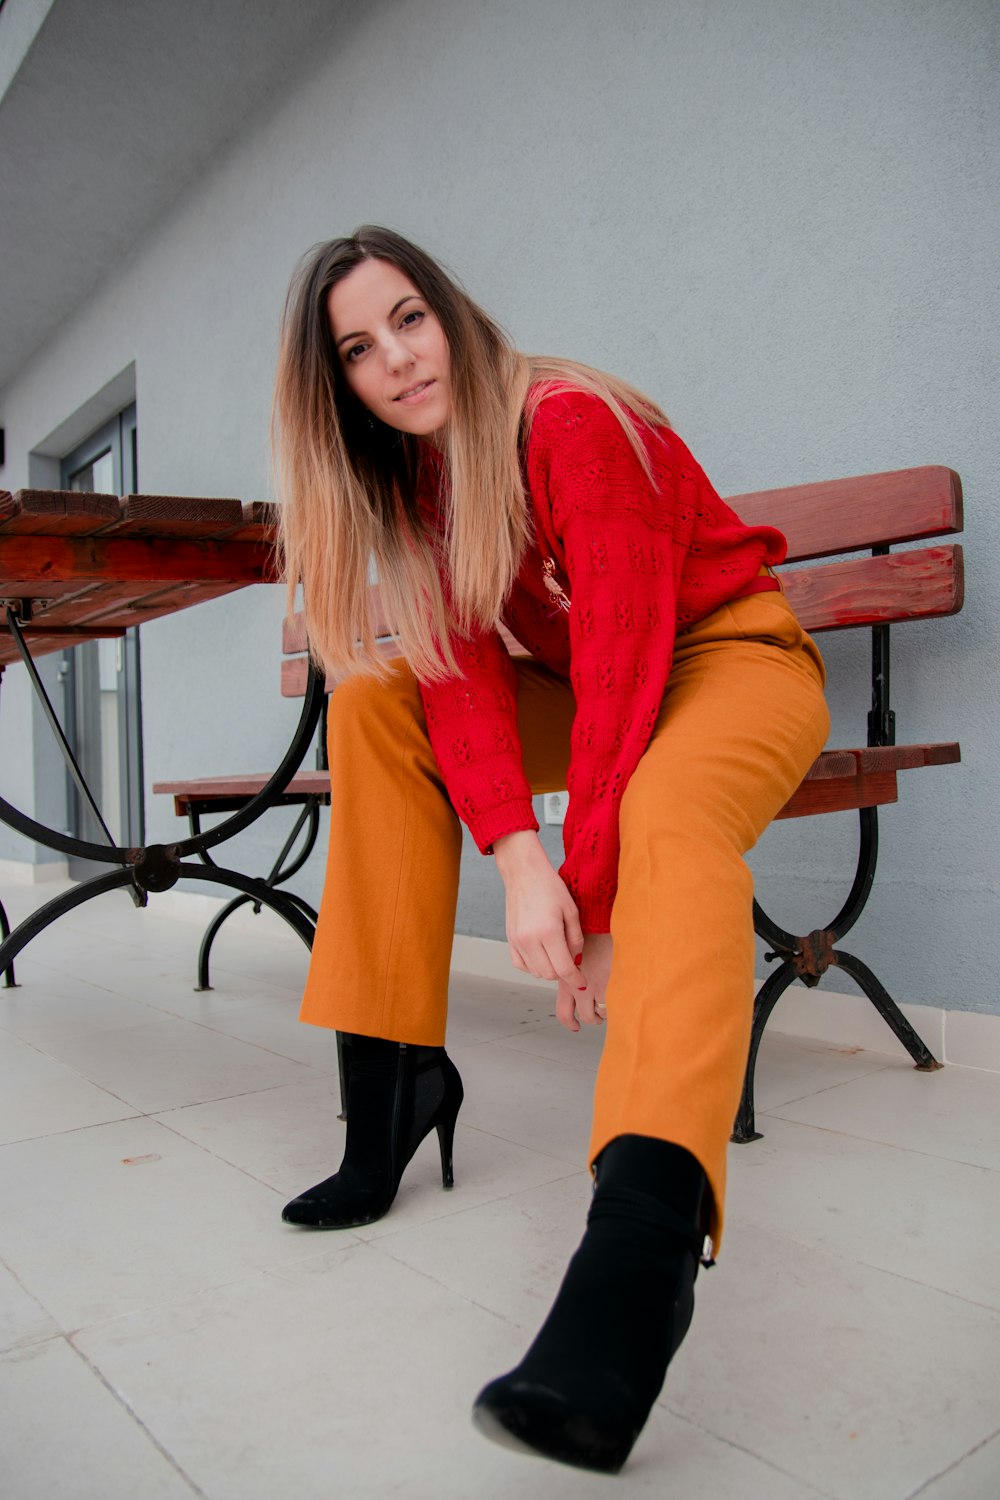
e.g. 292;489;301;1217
416;388;786;932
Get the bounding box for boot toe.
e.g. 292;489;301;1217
472;1374;635;1474
281;1195;319;1225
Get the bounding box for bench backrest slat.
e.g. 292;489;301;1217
281;637;404;698
279;464;965;696
782;544;964;633
282;586;396;658
728;465;962;563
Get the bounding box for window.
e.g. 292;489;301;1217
60;405;143;869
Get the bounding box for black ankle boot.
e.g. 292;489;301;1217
472;1135;709;1473
281;1035;463;1229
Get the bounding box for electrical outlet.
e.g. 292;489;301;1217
544;791;569;825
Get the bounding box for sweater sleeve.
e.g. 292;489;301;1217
415;626;539;853
530;396;686;932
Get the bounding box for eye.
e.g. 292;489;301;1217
344;341;368;363
400;309;425;328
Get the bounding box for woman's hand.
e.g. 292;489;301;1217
493;832;612;1032
494;830;583;988
556;931;613;1032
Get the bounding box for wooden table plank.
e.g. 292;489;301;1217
0;489;122;536
94;494;246;539
221;500;280;543
0;534;274;585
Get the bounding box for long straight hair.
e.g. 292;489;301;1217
272;226;669;681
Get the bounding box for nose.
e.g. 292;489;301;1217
381;330;415;374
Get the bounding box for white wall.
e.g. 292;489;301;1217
1;0;997;1009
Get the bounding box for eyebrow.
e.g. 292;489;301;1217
334;295;421;350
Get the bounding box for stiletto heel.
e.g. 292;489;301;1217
436;1103;459;1189
282;1035;464;1229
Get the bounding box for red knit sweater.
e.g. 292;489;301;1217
416;388;786;933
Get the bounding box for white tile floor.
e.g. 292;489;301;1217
1;882;999;1500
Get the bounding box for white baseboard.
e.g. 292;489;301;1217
152;887;233;923
0;857;69;884
449;936;1000;1075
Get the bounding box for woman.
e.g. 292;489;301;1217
272;226;829;1473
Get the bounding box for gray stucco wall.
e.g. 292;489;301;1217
1;0;997;1011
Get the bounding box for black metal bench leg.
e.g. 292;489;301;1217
0;897;17;987
195;893;253;991
833;950;942;1071
186;801;321;989
732;958;799;1143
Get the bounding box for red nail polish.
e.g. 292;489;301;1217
578;984;587;992
574;953;583;967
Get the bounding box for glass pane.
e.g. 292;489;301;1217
68;448;114;492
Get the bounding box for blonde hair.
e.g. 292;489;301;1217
272;226;669;682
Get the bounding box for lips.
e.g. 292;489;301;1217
393;380;434;402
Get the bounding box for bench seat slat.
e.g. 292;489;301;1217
781;544;963;632
152;768;333;816
154;742;959;818
728;465;962;562
775;769;898;818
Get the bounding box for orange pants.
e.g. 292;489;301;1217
300;591;828;1247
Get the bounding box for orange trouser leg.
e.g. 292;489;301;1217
299;657;575;1045
588;592;829;1249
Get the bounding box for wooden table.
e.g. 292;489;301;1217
0;488;324;983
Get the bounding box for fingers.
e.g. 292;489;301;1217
555;971;604;1030
566;915;585;958
555;982;580;1032
507;922;579;986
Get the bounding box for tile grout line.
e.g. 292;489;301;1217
0;1072;343;1152
0;1246;68;1353
903;1421;1000;1498
360;1231;540;1339
354;1148;587;1249
723;1211;1000;1319
755;1109;1000;1174
65;1334;210;1499
757;1059;902;1114
660;1401;840;1500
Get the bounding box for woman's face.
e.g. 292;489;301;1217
327;258;453;442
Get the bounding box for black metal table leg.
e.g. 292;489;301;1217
0;661;326;976
0;868;138;975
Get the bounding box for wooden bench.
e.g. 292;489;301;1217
730;463;962;1138
155;464;963;1141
